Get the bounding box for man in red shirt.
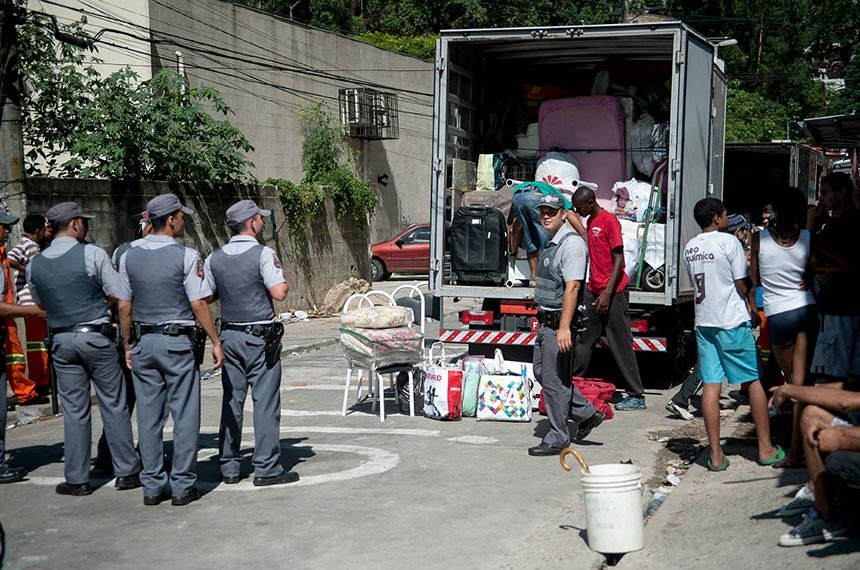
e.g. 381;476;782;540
571;188;646;410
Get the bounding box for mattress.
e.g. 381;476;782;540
538;96;629;206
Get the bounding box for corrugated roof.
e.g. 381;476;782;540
801;114;860;147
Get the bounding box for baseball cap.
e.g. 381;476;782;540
727;213;752;233
534;194;565;211
225;199;270;227
147;194;194;218
45;202;93;225
137;210;150;233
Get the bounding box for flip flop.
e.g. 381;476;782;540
707;456;730;472
758;445;786;466
771;456;805;469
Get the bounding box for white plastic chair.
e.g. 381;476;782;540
340;286;426;422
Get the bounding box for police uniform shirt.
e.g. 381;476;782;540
26;236;117;325
537;223;588;312
203;235;285;325
115;235;212;326
110;238;138;271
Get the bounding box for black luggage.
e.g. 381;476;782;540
450;205;507;285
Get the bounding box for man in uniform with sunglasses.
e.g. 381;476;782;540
528;194;604;456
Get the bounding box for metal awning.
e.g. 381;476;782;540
801;113;860;147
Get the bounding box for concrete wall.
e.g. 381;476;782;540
33;0;153;81
146;0;435;244
23;178;369;311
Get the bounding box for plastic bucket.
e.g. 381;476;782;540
581;463;644;553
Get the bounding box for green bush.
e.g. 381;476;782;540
274;102;377;247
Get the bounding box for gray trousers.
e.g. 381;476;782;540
534;325;597;448
572;289;645;397
219;329;283;478
52;332;140;484
131;334;200;497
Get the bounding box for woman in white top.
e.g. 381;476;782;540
751;187;817;467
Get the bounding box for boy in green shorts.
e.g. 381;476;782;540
683;198;784;470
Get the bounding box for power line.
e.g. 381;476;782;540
90;37;432;139
37;0;435;101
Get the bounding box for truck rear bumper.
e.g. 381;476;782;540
438;329;668;351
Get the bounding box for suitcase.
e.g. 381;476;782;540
450;205;508;285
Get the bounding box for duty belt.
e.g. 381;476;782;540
49;323;116;339
136;323;197;337
222;322;279;337
219;320;284;368
536;310;562;329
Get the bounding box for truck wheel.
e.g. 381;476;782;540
370;259;387;282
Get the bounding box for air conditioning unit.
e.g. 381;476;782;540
338;88;399;140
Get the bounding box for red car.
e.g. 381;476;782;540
370;223;430;281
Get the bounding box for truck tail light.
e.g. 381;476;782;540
460;310;494;326
630;318;649;333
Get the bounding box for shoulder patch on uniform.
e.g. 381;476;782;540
196;258;205;278
273;256;282;269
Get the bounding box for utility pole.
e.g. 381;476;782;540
0;0;27;228
622;0;630;23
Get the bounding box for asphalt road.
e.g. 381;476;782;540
1;340;689;570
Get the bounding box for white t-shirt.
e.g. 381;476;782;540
683;231;751;329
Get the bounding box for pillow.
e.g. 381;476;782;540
341;305;413;329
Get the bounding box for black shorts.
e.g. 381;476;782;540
767;304;817;347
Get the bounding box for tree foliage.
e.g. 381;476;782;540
726;84;792;142
18;7;254;186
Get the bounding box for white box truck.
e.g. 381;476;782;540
427;22;728;377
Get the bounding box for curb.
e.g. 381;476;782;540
617;399;745;568
6;403;58;426
281;338;339;357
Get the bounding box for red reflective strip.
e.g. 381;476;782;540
488;332;506;344
474;331;492;344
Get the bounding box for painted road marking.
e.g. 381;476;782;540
214;444;398;491
281;409;373;417
19;444;398;492
168;426;442;437
446;436;499;445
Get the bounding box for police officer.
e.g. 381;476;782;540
27;202;142;494
116;194;223;506
205;199;298;486
528;194;604;457
93;211;151;474
0;206;45;484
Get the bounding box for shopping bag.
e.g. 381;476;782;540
461;357;483;417
423;343;463;421
476;368;532;422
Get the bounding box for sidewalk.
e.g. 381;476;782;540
617;399;860;569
